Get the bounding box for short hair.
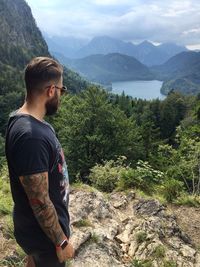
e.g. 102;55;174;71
25;57;63;98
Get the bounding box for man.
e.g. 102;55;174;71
5;57;74;267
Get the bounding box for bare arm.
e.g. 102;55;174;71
19;172;66;246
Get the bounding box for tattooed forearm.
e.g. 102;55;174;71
19;172;65;245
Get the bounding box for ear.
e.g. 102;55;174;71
46;85;55;97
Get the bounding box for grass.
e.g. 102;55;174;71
71;181;98;193
163;260;177;267
174;194;200;207
131;259;153;267
152;245;166;259
0;244;26;267
90;233;100;244
73;219;93;228
135;231;147;244
2;215;14;239
0;172;13;216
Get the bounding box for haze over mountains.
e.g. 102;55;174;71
45;35;188;66
45;34;200;95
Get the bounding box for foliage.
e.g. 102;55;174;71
174;194;200;207
132;259;153;267
73;219;93;228
135;231;147;244
89;156;127;192
0;165;13;215
159;179;184;202
51;87;143;181
152;245;166;259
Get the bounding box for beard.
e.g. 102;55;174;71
45;90;59;116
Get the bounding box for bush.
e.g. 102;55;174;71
175;194;200;207
152;245;165;259
89;157;127;192
117;168;142;190
135;231;147;244
118;160;164;194
159;179;184;202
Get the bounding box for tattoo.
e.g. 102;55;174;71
20;172;65;245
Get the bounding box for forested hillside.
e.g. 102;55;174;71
0;0;88;138
60;53;154;84
151;51;200;95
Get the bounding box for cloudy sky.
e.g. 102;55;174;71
26;0;200;49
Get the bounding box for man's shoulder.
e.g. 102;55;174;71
7;113;55;141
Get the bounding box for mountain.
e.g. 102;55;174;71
43;34;88;58
133;41;166;66
0;0;89;135
76;36;136;59
0;0;49;68
60;53;154;84
48;35;188;66
158;42;188;57
151;51;200;95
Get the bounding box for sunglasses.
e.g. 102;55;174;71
54;85;68;95
45;85;68;95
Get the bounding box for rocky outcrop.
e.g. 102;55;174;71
69;187;200;267
1;187;200;266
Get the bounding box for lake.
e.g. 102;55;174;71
112;80;165;100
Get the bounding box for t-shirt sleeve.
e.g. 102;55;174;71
13;138;50;176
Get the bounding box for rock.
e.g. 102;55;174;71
128;240;138;257
167;237;182;249
134;199;166;217
195;253;200;267
110;192;128;209
70;229;91;252
73;243;124;267
180;244;196;259
116;221;135;243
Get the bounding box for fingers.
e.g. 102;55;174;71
56;243;75;263
56;247;64;263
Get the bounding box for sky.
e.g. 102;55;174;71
25;0;200;50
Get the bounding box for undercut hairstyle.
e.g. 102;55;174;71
25;57;63;99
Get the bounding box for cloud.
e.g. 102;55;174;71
26;0;200;46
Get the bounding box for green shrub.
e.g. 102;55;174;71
0;166;13;215
152;245;165;259
136;231;147;244
175;194;200;207
159;179;184;202
89;157;127;192
119;160;164;194
117;168;142;190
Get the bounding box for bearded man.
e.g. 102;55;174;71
5;57;74;267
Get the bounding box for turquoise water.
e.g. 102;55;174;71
112;80;165;100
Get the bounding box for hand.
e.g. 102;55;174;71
56;242;75;263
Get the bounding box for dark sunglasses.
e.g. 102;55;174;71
54;85;68;95
45;85;68;95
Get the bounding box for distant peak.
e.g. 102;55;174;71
138;40;155;47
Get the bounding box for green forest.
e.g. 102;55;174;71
2;83;200;205
45;87;200;204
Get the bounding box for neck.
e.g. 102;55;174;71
18;99;46;121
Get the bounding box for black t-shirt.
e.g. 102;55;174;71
5;111;70;253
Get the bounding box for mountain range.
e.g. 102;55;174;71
48;34;200;95
46;35;188;66
57;53;154;84
151;51;200;95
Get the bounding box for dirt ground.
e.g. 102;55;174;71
169;205;200;249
